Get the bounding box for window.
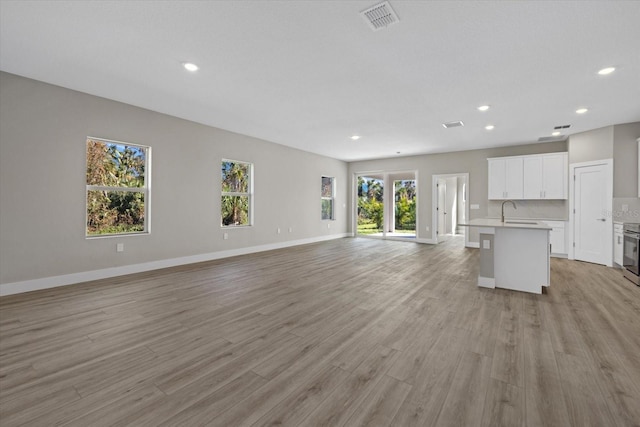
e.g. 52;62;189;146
321;176;335;220
86;137;150;237
222;159;252;226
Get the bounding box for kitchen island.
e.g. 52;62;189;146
461;218;551;294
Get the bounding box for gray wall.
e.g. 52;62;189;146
613;122;640;198
613;122;640;221
0;72;349;285
568;122;640;222
568;125;614;165
348;141;568;243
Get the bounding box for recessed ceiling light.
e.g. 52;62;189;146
576;108;588;114
598;67;615;75
552;131;561;136
183;62;199;72
485;125;494;130
350;135;361;140
477;105;490;111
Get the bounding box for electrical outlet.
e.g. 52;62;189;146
425;226;429;232
116;243;124;252
223;233;228;240
277;228;281;234
288;227;293;233
327;223;331;229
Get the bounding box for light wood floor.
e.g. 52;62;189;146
1;237;639;426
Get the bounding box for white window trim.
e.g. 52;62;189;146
85;137;151;238
221;159;253;228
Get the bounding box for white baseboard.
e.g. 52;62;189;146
478;276;496;288
0;233;350;297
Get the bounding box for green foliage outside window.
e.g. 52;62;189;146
394;180;416;231
357;176;384;233
222;160;251;226
321;176;334;220
86;139;148;236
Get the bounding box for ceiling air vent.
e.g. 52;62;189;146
442;121;464;129
361;1;400;31
538;135;567;142
553;124;571;130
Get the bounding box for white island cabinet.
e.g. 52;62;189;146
461;219;551;294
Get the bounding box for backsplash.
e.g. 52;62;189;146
487;200;568;221
612;197;640;222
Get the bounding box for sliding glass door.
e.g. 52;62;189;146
357;175;384;236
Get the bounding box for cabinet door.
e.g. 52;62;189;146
488;159;506;199
504;158;523;199
614;231;624;266
549;227;566;254
542;153;568;199
544;221;566;254
523;156;543;199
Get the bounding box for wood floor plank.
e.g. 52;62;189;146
0;237;638;427
435;350;493;427
490;309;524;387
63;385;166;427
300;345;399;427
480;378;524;427
343;374;412;427
523;326;572;427
556;351;617;427
250;364;349;427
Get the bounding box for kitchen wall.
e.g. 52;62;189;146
613;122;640;221
348;141;568;243
568;122;640;222
0;72;349;289
568;125;614;164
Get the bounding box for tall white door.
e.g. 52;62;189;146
574;163;611;265
437;179;446;236
445;177;457;234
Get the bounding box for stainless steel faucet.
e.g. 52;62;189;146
501;200;517;222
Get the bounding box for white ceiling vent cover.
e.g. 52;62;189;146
361;1;400;31
442;121;464;129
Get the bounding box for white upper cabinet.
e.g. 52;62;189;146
523;153;568;199
489;152;568;200
488;157;523;199
523;156;543;199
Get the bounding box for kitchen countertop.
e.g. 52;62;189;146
460;218;552;230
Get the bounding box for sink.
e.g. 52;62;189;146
505;220;538;225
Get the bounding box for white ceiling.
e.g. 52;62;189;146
1;1;639;162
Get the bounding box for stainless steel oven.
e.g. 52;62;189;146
623;223;639;285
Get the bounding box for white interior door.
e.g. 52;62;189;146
574;163;611;265
445;177;457;234
438;179;446;236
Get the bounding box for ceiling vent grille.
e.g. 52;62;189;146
442;121;464;129
538;135;567;142
553;124;571;130
361;1;400;31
